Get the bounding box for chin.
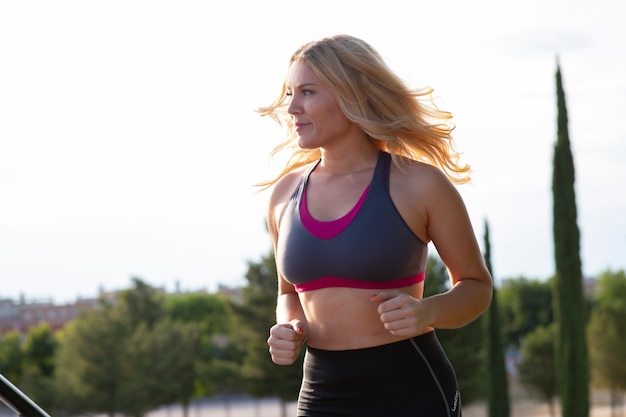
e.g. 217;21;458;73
297;138;320;150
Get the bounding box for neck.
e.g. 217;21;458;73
318;144;379;175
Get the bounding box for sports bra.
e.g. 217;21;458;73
276;151;428;292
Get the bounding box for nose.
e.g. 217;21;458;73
287;95;301;115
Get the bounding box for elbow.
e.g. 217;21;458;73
482;282;493;314
462;274;493;320
477;274;494;315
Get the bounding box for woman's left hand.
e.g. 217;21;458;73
371;290;430;337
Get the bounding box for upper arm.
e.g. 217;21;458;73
422;170;491;287
392;162;490;288
266;173;301;296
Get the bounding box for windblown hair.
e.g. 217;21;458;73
257;34;470;188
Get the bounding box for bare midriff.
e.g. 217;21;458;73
299;282;430;351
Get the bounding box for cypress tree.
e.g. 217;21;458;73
482;219;510;417
552;60;589;417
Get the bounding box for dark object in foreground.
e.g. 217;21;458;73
0;374;51;417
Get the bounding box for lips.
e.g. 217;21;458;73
295;122;311;132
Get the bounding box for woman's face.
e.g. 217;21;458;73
286;62;357;150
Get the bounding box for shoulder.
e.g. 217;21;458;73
390;155;454;195
389;156;465;243
266;164;312;241
268;164;309;208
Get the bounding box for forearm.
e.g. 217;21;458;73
423;278;492;329
276;292;307;324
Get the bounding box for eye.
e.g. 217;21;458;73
302;89;313;96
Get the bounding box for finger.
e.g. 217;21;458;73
269;346;299;365
292;321;306;338
271;324;304;342
370;290;402;303
268;332;304;359
379;307;408;324
267;334;299;349
382;312;416;328
291;320;305;333
375;294;411;316
268;339;300;353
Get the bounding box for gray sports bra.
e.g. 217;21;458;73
276;151;428;292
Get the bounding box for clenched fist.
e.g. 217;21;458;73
371;290;430;337
267;320;307;365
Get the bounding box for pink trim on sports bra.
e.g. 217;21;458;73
300;186;370;240
294;271;425;293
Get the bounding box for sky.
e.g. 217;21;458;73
1;0;625;304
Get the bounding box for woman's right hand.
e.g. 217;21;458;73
267;320;307;365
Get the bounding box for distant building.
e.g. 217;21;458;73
215;284;243;304
0;292;116;336
0;283;244;336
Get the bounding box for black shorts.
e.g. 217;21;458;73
297;331;461;417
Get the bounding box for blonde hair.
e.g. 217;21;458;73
257;34;470;188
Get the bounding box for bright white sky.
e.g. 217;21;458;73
1;0;624;304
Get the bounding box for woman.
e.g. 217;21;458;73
258;34;492;417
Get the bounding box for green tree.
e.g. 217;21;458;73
121;277;165;328
166;292;235;416
593;269;626;311
498;277;553;348
232;251;302;417
54;297;131;416
587;269;626;414
55;278;202;417
0;331;23;382
19;323;57;411
22;322;56;377
518;324;558;417
166;292;231;335
120;318;203;417
551;61;589;416
425;254;484;405
482;220;510;417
